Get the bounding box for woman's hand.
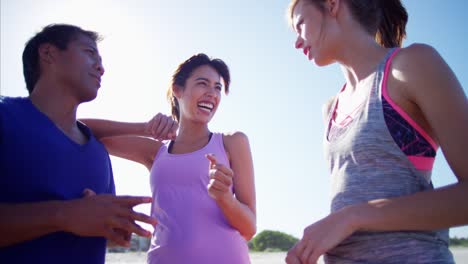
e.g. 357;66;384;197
206;154;234;203
287;207;358;264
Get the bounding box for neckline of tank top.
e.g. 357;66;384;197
166;132;214;156
326;49;396;142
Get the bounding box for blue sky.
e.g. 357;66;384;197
1;0;467;239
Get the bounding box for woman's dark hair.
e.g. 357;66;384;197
167;53;230;122
22;23;101;93
288;0;408;48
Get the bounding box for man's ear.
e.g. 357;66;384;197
327;0;340;17
38;43;55;64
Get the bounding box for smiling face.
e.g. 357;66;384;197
53;33;105;103
174;64;223;125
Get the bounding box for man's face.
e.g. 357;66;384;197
53;34;105;103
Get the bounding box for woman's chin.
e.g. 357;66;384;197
313;57;333;67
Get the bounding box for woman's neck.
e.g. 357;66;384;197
338;38;388;91
330;18;389;90
176;120;211;144
168;120;211;154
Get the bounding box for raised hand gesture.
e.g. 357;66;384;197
206;153;234;203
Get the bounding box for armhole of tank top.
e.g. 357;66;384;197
219;133;236;194
153;142;168;162
219;133;232;166
381;48;438;151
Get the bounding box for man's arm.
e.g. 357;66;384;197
0;201;65;247
80;113;177;141
0;193;156;248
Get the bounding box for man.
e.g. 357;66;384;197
0;24;161;263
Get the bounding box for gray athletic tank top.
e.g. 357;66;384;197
323;49;454;263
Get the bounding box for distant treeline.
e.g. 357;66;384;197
450;237;468;247
248;230;298;252
107;231;468;253
248;231;468;251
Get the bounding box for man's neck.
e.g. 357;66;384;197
29;85;79;133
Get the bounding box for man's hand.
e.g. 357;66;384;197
82;189;133;247
144;113;178;141
62;188;157;247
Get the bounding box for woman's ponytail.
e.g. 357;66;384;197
375;0;408;48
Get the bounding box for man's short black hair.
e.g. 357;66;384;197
22;24;101;94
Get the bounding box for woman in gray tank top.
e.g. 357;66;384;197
285;0;468;263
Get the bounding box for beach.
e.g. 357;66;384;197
105;252;293;264
106;248;468;263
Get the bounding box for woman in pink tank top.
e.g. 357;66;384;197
82;54;256;263
285;0;468;263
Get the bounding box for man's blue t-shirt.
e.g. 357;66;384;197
0;96;115;264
